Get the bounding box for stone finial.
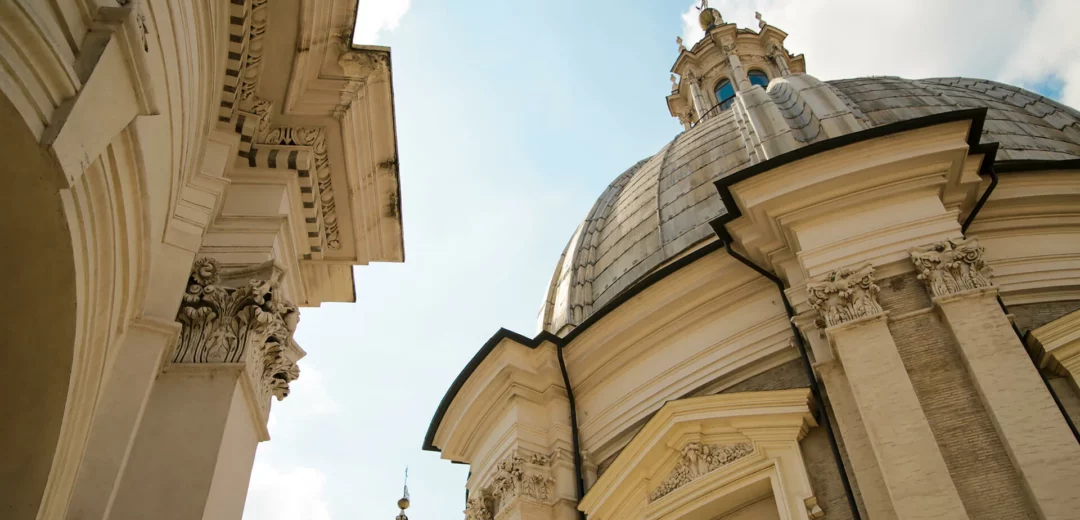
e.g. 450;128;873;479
670;74;678;92
755;11;767;29
910;237;994;298
649;442;754;502
807;263;883;327
175;258;302;412
676;36;686;52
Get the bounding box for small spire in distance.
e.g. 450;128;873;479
395;467;410;520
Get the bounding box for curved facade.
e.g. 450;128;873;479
0;2;402;519
539;76;1080;335
430;11;1080;520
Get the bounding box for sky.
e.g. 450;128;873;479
243;1;1080;518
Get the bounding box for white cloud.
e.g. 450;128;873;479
353;0;411;45
678;0;1080;106
244;464;332;520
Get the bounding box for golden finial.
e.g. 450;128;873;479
395;468;410;520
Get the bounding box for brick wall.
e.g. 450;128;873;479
721;360;859;520
885;275;1036;519
1010;299;1080;332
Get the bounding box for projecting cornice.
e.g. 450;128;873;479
204;0;403;305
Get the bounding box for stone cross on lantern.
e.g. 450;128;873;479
756;11;767;30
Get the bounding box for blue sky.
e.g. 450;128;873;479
244;1;1079;518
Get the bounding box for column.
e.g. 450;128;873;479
809;264;969;520
913;238;1080;519
108;258;303;520
687;72;708;119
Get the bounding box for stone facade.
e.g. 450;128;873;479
0;1;402;519
428;9;1080;520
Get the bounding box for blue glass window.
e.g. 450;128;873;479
748;70;770;89
715;79;735;110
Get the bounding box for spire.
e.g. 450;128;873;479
395;468;410;520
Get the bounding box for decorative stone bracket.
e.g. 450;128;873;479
806;263;883;328
910;237;994;298
174;258;302;420
648;442;754;502
463;451;555;520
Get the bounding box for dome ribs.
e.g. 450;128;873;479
543;76;1080;332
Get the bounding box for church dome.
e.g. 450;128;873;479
538;76;1080;334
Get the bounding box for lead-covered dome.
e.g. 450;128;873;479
537;76;1080;334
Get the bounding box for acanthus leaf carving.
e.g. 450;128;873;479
649;442;754;502
910;237;994;298
259;127;342;251
174;258;302;415
468;450;555;518
807;263;883;328
463;490;492;520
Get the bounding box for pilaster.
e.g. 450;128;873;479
108;258;302;520
916;238;1080;519
809;264;969;519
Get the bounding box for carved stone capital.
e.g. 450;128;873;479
466;450;555;519
910;237;994;298
174;258;302;417
807;263;883;328
463;490;492;520
648;442;754;502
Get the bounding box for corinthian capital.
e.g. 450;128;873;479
174;258;303;417
910;237;994;298
807;263;883;327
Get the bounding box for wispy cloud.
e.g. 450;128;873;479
353;0;411;44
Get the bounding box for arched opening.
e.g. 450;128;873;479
0;92;77;518
748;70;770;89
715;79;735;110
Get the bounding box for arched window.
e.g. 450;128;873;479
748;70;770;89
715;79;735;110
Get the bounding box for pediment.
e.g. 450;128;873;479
579;389;817;520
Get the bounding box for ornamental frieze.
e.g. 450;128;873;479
910;237;994;298
649;442;754;502
807;263;883;327
175;258;301;416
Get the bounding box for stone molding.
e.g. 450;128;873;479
807;263;883;328
465;451;555;519
911;237;994;298
258;126;341;251
648;442;754;502
174;258;302;418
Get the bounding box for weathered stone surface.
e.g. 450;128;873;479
539;76;1080;334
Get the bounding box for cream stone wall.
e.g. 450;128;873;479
0;1;402;518
431;115;1080;519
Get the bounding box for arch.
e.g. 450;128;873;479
0;84;77;520
714;78;735;110
748;70;770;89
